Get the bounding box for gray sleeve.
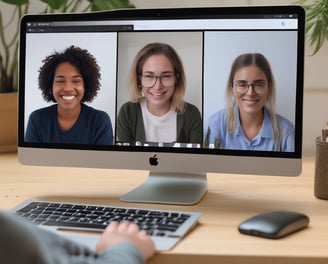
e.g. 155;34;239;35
99;243;144;264
0;211;144;264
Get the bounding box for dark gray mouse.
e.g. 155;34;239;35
238;211;309;239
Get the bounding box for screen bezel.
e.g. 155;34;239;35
18;6;305;177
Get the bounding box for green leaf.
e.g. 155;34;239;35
0;0;29;5
40;0;69;10
297;0;328;55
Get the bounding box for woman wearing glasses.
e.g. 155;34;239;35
117;42;202;146
205;53;294;151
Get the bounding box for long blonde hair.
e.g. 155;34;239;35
128;42;186;113
225;53;282;151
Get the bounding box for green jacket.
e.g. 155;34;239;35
117;101;202;145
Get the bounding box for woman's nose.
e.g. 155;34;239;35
152;78;163;89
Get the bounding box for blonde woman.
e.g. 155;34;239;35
117;42;202;146
206;53;294;151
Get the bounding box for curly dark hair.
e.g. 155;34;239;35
38;45;101;102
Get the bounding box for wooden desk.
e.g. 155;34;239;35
1;153;328;264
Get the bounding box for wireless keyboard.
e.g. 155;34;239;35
11;199;201;251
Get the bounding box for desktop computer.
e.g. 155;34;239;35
14;5;305;250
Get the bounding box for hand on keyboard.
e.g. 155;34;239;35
97;221;156;262
0;211;156;263
12;199;202;251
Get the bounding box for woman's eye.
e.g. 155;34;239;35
254;81;265;87
237;82;247;88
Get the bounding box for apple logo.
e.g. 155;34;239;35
149;154;158;166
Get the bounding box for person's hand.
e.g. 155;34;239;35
96;221;156;262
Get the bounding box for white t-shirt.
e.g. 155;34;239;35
140;100;177;143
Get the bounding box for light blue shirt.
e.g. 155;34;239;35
206;107;295;151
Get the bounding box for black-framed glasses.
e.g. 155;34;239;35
233;80;268;94
141;74;176;88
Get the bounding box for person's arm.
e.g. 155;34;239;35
98;243;145;264
25;112;41;142
97;221;156;263
0;212;155;264
117;102;145;143
187;104;203;144
176;103;202;144
204;110;224;149
93;111;114;145
277;115;295;152
117;103;134;142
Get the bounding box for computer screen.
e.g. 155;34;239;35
18;6;305;205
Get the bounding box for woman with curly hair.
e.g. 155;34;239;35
25;45;113;145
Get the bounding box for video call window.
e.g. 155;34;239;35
22;16;299;153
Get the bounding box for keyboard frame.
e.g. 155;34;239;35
10;199;202;251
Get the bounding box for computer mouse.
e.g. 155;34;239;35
238;210;309;239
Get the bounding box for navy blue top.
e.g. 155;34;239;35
25;104;113;145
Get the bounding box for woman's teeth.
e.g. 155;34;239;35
62;95;75;100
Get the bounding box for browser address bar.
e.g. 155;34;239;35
131;19;298;30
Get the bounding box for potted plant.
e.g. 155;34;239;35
0;0;134;152
298;0;328;55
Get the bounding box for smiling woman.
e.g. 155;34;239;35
116;42;202;146
205;52;295;152
24;46;114;145
52;62;86;131
0;0;135;152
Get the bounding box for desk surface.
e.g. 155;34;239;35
1;153;328;264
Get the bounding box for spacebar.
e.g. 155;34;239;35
43;220;107;230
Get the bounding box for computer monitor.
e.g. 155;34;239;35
18;6;305;205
